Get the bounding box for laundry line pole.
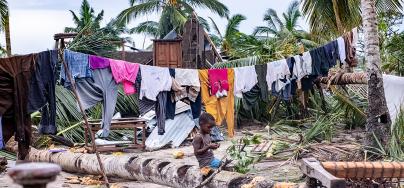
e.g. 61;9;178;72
57;48;110;187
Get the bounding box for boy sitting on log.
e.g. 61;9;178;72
193;113;221;169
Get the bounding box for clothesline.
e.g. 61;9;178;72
0;27;358;161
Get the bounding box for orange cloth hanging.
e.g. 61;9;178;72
199;69;235;137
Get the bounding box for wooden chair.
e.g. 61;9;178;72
84;117;147;153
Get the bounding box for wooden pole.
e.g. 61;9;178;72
58;49;110;187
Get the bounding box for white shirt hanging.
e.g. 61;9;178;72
139;65;172;101
293;52;312;81
383;74;404;125
337;37;346;64
234;66;258;98
266;59;291;92
174;68;200;87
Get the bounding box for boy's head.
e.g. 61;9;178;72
199;113;215;134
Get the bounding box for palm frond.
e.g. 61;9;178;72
184;0;229;18
130;21;160;38
224;14;246;39
116;0;161;25
208;17;223;39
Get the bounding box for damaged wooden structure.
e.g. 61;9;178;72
300;158;404;188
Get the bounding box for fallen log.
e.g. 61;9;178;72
26;148;274;188
319;72;368;85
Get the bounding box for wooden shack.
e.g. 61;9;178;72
152;14;222;69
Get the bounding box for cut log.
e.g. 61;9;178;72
26;148;274;188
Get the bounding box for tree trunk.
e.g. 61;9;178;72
4;14;11;57
360;0;391;148
26;148;274;188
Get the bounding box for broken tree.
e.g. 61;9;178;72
26;148;274;188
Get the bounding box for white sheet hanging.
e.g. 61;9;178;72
383;74;404;124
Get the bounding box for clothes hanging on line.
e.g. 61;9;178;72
89;55;110;69
139;64;172;101
175;68;200;87
293;52;312;82
323;40;339;69
74;68;118;138
200;69;235;137
310;47;330;77
156;91;168;135
266;59;291;92
234;66;258;98
208;68;229;97
28;50;58;135
60;50;92;87
167;68;202;120
0;54;36;160
110;59;140;95
255;64;269;102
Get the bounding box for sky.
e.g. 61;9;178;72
3;0;307;54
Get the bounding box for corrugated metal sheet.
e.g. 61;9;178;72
145;111;196;151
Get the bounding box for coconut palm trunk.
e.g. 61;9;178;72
4;14;10;56
361;0;391;148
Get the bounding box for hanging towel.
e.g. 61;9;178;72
337;37;346;64
200;69;235;137
266;59;291;92
175;68;200;87
60;50;92;87
323;40;339;69
234;66;258;98
208;69;229;96
139;65;172;101
0;54;35;160
28;50;58;135
89;55;110;69
110;59;139;95
383;74;404;125
75;68;118;138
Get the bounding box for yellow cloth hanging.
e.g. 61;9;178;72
199;69;235;138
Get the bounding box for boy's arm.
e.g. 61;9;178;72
193;136;211;155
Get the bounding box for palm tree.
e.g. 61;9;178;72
361;0;392;149
209;14;246;57
0;0;10;56
253;0;317;48
64;0;104;33
301;0;402;41
117;0;229;38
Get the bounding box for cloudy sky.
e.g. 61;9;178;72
3;0;307;54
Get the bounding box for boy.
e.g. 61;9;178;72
193;113;221;168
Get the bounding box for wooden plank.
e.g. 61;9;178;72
301;158;346;188
321;162;404;179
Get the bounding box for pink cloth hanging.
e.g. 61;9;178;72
208;68;229;95
89;55;110;69
109;59;140;95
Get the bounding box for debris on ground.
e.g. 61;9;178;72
0;157;7;172
65;175;104;185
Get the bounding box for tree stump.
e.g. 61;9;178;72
8;162;61;188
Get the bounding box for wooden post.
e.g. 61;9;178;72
58;49;110;187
